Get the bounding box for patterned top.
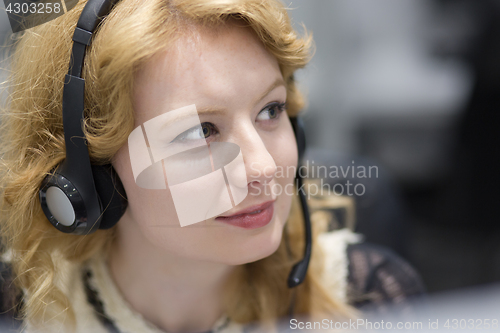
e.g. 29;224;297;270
0;229;425;332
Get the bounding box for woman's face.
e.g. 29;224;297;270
112;23;298;265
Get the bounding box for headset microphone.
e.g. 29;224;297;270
288;117;312;288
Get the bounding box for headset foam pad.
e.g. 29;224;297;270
91;164;128;229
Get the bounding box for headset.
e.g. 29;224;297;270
38;0;311;290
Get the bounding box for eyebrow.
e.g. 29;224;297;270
254;77;286;107
196;77;286;115
155;76;287;131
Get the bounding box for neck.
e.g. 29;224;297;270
107;216;235;332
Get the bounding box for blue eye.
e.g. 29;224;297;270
170;122;217;144
257;102;286;121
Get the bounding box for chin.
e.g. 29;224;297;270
223;217;285;265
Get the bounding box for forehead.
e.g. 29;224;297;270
133;23;283;123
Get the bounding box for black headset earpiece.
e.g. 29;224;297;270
90;164;128;229
39;0;126;235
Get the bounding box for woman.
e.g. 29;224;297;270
0;0;424;332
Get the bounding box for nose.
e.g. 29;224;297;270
237;126;277;192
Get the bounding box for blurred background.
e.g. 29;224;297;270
1;0;499;296
284;0;500;295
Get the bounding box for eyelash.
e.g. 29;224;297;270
206;101;286;138
258;102;287;121
170;101;287;144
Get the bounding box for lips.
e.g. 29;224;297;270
215;200;275;229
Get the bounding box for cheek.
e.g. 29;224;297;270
112;144;212;258
265;123;298;217
110;128;298;264
112;144;180;228
269;125;299;183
